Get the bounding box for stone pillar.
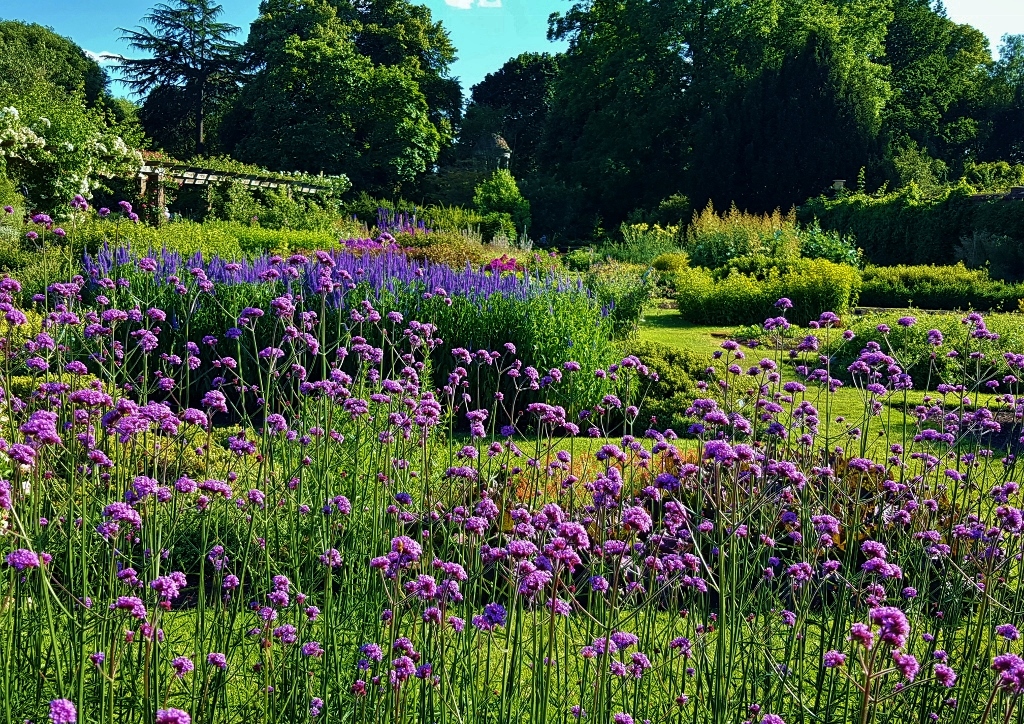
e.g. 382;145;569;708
154;170;166;224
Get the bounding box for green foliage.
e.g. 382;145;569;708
685;204;802;269
643;193;692;227
479;212;517;242
692;23;890;212
0;23;141;209
117;0;242;156
626;339;704;432
986;35;1024;163
413;166;489;208
676;258;861;325
75;217;341;258
473;169;530;234
0;21;108;105
586;262;655;335
563;248;595;272
420;204;485;234
224;0;459;194
798;222;862;266
830;311;1024;386
0;171;21;209
801;185;1024;274
600;223;683;265
401;230;490;268
501;0;1024;238
339;193;513;241
460;52;559;175
859;263;1024;311
963;161;1024;191
881;0;992;172
651;252;690;273
202;181;345;232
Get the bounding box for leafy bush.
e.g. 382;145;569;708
962;160;1024;191
202;181;345;233
480;211;518;241
859;263;1024;311
401;230;492;267
685;203;802;269
421;204;485;233
955;230;1024;281
0;23;143;210
0;170;21;209
684;203;858;271
586;262;655;335
651;251;689;273
798;222;861;266
601;223;683;265
563;248;595;271
649;192;691;225
74;217;346;258
626;340;705;431
831;312;1024;386
473;169;531;233
676;258;861;325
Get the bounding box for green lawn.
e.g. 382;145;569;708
637;305;734;354
635;304;1002;453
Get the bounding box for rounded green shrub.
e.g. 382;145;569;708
626;340;705;432
651;251;690;273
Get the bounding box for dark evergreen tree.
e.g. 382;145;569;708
117;0;242;155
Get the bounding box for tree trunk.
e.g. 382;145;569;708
196;77;206;156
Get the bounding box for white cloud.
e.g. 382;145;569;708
84;50;123;65
477;0;503;6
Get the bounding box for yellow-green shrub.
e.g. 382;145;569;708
652;252;689;273
676;259;860;325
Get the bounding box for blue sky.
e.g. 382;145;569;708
1;0;1022;97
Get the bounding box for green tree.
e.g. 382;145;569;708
341;0;462;158
117;0;242;155
225;0;452;194
984;35;1024;163
0;20;108;105
880;0;992;175
473;168;530;233
541;0;692;230
462;52;559;174
0;22;141;208
691;0;892;209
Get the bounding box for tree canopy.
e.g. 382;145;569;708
450;0;1021;237
220;0;458;194
459;52;559;175
117;0;242;156
0;21;141;207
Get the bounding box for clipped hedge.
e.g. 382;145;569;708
859;264;1024;311
801;184;1024;273
675;258;860;325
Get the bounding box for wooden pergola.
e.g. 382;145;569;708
137;162;331;211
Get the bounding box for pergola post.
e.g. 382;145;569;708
154;169;166;223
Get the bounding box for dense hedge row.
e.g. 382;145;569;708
801;185;1024;274
859;264;1024;311
675;258;861;325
